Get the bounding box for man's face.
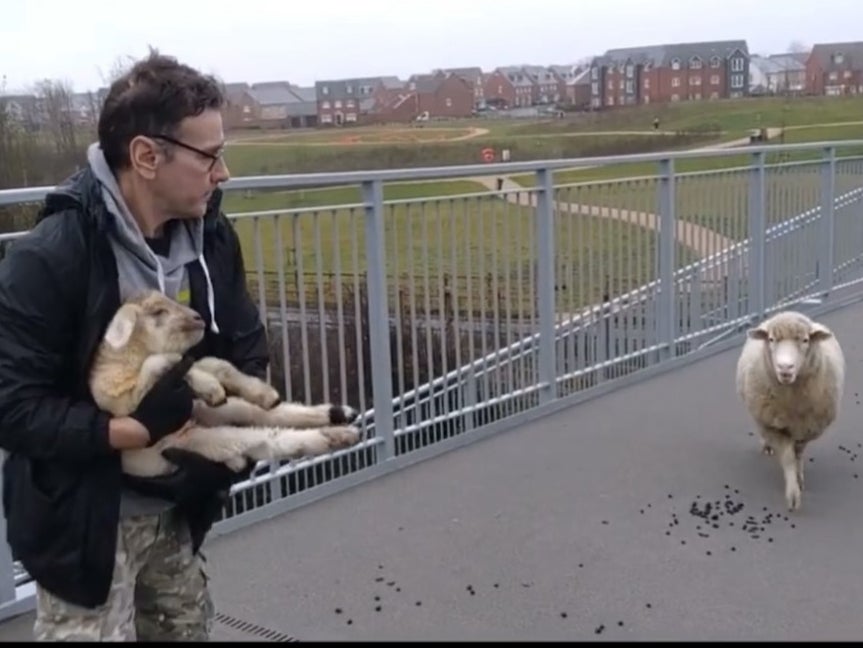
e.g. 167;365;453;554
149;109;231;220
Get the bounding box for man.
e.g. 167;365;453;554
0;49;270;640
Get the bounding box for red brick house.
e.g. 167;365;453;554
432;67;484;108
373;73;474;122
589;40;749;109
805;42;863;95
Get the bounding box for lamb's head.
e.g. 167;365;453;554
103;290;205;355
747;311;833;385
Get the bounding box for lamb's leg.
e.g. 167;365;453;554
264;402;359;428
185;367;227;407
121;447;177;478
132;353;183;405
160;423;362;467
192;357;280;410
192;396;272;427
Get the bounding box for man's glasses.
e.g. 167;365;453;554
149;134;224;172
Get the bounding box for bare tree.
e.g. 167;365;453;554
788;40;808;54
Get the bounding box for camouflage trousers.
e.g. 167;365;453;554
33;508;214;641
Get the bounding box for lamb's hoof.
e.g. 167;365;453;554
762;443;774;456
200;385;228;407
329;405;359;425
246;385;281;410
321;426;361;450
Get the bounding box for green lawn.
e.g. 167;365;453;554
540;159;863;244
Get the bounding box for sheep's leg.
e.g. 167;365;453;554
794;440;808;491
761;427;801;511
192;357;280;410
133;353;183;405
185;367;227;407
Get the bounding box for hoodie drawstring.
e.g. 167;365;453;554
198;254;220;334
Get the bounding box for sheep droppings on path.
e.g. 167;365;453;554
735;310;845;512
89;290;362;478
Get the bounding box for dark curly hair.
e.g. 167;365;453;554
97;47;225;172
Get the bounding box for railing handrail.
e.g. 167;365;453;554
2;139;863;205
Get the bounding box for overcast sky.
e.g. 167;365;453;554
2;0;860;93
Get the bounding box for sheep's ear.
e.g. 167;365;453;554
809;323;833;342
104;304;139;350
747;326;769;340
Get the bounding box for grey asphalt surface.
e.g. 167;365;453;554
3;300;863;640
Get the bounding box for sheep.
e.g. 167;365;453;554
735;310;845;512
88;290;362;478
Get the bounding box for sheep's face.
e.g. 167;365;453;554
103;291;206;355
748;314;833;385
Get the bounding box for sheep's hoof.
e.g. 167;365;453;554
785;483;802;512
328;405;359;425
762;442;774;456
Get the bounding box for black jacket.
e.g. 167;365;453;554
0;166;269;608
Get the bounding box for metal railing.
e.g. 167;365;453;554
0;139;862;619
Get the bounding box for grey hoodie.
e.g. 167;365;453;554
87;142;219;516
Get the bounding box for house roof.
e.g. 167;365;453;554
595;40;749;68
809;42;863;70
433;67;483;83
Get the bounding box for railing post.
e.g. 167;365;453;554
657;158;676;360
362;180;396;462
748;150;766;320
820;146;836;298
535;167;558;404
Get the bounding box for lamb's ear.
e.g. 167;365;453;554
747;326;769;340
809;323;833;342
104;304;140;350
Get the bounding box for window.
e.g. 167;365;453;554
322;101;331;109
829;71;838;81
731;58;744;72
445;97;452;107
607;80;613;90
346;85;353;94
731;74;744;88
625;80;634;93
710;75;720;85
690;57;702;70
671;93;680;102
710;56;721;68
644;78;651;89
689;76;702;86
334;100;342;109
591;81;599;94
833;53;845;65
671;58;681;70
626;64;634;78
322;86;330;95
672;77;680;87
710;91;719;99
591;67;599;80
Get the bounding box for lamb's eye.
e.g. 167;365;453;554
802;337;809;344
152;308;168;318
768;336;775;343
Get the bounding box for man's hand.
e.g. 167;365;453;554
130;355;196;446
122;448;253;506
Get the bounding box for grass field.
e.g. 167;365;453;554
220;95;863;314
231;193;699;315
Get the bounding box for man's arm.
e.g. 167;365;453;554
0;225;130;461
220;215;270;381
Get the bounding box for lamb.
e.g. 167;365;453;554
88;290;362;478
735;310;845;512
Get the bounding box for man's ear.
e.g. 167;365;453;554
104;304;140;350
